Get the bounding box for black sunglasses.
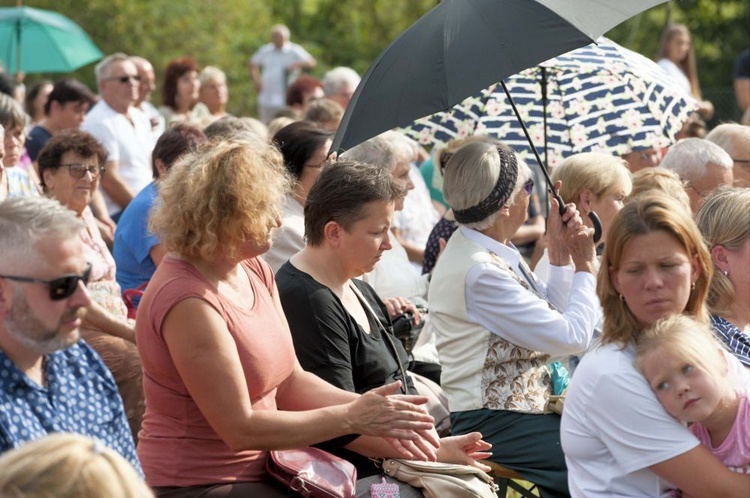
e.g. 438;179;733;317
0;262;92;301
105;74;141;84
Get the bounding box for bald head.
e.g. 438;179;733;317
706;123;750;187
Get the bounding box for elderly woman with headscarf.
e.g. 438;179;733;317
428;142;601;498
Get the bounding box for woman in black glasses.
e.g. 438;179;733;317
37;129;144;443
428;142;600;498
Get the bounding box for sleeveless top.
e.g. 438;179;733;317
136;256;296;486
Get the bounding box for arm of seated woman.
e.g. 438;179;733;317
163;297;435;453
467;264;597;355
83;300;136;343
650;445;749;497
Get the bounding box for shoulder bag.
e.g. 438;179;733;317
267;447;357;498
379;458;498;498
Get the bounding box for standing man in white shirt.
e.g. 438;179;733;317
82;53;154;222
248;24;316;124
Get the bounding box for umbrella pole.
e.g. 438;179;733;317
541;66;549;218
499;80;602;243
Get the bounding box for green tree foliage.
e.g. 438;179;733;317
16;0;748;120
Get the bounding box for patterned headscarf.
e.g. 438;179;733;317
453;147;518;224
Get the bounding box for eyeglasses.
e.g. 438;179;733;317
0;263;91;301
732;158;750;163
523;180;535;195
104;74;141;84
60;164;105;180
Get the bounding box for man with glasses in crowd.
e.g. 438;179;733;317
0;197;140;472
660;137;734;215
82;53;154;222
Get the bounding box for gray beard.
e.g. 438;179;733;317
5;288;80;355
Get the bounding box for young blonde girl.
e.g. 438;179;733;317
0;433;154;498
635;314;749;475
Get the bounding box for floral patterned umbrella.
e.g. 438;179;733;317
403;37;698;170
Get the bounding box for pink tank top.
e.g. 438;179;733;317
136;256;296;486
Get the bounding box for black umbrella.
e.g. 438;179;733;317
330;0;666;242
331;0;666;154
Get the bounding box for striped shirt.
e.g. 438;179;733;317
711;314;750;367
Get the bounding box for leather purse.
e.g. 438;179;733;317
380;458;498;498
267;447;357;498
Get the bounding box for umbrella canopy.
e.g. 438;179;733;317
0;6;103;74
331;0;667;154
403;37;699;168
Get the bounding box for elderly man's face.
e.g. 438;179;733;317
271;31;286;48
99;60;139;113
729;135;750;187
329;84;355;110
135;61;156;105
684;162;734;214
1;236;91;355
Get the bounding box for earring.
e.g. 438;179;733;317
691;281;696;291
619;293;625;302
723;270;729;277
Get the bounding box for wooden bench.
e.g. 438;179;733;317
480;460;539;497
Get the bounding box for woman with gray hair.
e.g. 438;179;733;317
428;142;601;497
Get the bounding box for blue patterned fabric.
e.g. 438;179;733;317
0;340;141;474
711;314;750;368
403;37;698;169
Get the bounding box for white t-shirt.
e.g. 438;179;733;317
82;101;154;215
250;42;314;108
263;194;305;273
561;341;750;497
657;58;692;96
361;235;428;300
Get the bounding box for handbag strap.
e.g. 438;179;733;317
349;282;409;395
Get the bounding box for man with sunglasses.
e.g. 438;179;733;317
0;197;141;473
82;53;154;222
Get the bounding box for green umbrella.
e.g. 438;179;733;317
0;6;103;74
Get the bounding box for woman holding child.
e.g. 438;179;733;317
561;192;750;497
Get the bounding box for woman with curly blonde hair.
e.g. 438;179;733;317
0;433;153;498
136;138;447;497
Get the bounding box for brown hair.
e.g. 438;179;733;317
162;57;199;109
598;192;712;347
304;160;404;247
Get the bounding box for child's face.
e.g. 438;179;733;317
641;346;722;423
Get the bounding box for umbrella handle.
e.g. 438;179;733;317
553;189;602;245
588;211;603;245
